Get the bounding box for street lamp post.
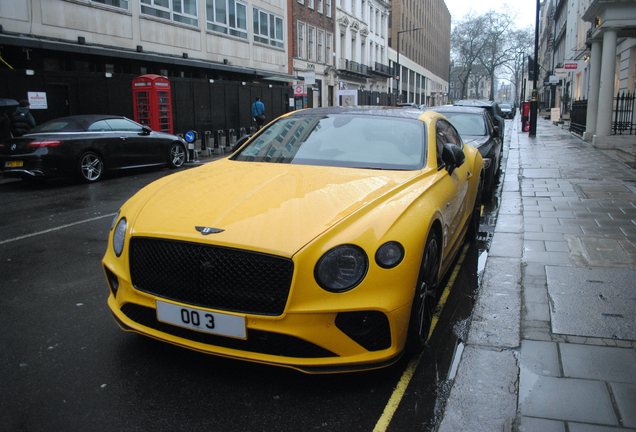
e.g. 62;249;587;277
395;27;421;105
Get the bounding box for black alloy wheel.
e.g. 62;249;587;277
168;143;186;168
406;229;441;353
78;151;104;182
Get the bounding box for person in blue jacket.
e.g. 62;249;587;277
251;97;265;130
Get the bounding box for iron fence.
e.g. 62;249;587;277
570;98;587;136
613;91;636;135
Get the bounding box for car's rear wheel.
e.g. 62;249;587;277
168;143;186;168
78;151;104;182
406;229;441;353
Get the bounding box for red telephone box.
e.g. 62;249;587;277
132;74;173;134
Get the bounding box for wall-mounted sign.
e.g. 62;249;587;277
28;92;47;109
305;72;316;86
293;85;307;96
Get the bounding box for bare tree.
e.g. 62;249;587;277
477;8;519;101
451;12;487;100
499;27;534;105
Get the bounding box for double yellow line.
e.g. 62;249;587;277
373;242;471;432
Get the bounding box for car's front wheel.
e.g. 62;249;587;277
78;151;104;182
406;229;441;353
168;143;186;168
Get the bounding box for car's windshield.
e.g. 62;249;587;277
439;112;486;136
232;114;427;170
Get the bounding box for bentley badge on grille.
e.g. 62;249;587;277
195;226;224;235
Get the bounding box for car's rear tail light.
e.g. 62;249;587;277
28;140;62;148
27;140;62;153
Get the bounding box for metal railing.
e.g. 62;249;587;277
569;98;587;136
613;91;636;135
338;59;370;76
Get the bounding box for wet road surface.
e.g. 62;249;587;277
0;155;503;432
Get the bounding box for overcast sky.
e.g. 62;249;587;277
443;0;539;29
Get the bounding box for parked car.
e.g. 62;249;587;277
454;99;506;138
499;103;515;119
429;105;502;198
103;107;484;373
397;103;425;109
0;115;188;183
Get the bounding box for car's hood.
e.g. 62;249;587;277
131;159;419;257
462;135;489;149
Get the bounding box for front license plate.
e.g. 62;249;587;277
5;161;23;167
156;301;246;339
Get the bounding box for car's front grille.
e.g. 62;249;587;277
129;237;294;316
120;303;337;358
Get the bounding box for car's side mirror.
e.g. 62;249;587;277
442;143;466;176
232;134;251;153
493;126;500;138
142;126;152;135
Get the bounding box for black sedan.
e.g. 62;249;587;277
499;103;515;119
429;105;502;198
0;115;187;182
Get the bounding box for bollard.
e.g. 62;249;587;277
213;130;224;154
203;131;212;156
225;129;236;153
249;126;257;135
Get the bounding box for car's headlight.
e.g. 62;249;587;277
113;217;127;257
375;241;405;269
315;245;368;292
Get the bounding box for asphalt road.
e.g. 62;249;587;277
0;162;500;432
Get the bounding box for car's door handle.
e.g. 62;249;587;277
119;137;126;141
467;172;473;178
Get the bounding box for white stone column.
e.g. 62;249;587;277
596;29;618;137
584;40;602;141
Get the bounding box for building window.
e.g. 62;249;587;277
369;6;373;32
326;32;333;65
308;0;314;9
375;10;379;35
141;0;198;26
325;0;331;17
298;0;304;5
298;22;306;59
206;0;247;38
92;0;129;8
308;26;315;61
317;30;324;63
253;8;284;48
317;0;323;14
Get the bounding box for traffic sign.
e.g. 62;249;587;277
293;85;307;96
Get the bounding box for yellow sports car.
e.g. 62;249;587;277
103;107;483;373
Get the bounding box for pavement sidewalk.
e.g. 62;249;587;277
439;116;636;431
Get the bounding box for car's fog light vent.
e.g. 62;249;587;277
104;267;119;298
335;311;391;351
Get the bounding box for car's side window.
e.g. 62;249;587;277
88;120;112;132
435;121;448;169
437;119;462;148
105;119;145;133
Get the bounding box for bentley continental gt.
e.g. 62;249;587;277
103;107;484;373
